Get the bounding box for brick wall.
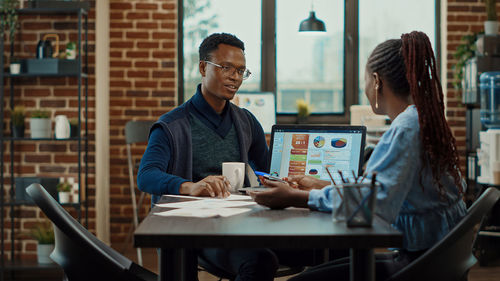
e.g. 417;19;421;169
446;0;497;171
108;0;177;245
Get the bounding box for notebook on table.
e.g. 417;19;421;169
241;124;367;191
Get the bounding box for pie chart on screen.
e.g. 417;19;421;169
331;138;347;148
313;136;325;148
309;169;318;175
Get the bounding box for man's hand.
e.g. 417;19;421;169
249;177;309;209
179;175;231;198
284;175;330;191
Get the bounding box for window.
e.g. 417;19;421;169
180;0;439;122
358;0;437;105
182;0;261;100
276;0;344;114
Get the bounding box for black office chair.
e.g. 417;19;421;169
124;120;154;265
386;187;500;281
26;183;157;281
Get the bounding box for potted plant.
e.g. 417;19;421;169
57;179;72;204
296;99;311;124
30;109;51;139
9;57;21;74
10;105;25;138
0;0;20;64
65;41;77;59
453;33;481;90
485;0;498;35
29;220;55;264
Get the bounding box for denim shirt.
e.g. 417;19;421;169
308;105;467;251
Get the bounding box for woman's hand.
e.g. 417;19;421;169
179;175;231;198
249;177;309;209
284;175;330;191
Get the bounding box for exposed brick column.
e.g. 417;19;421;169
108;0;177;245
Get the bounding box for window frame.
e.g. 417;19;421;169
177;0;440;125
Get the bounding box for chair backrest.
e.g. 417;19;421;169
124;120;154;266
125;120;154;145
387;187;500;281
26;183;156;281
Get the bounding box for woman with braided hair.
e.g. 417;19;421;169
249;31;467;280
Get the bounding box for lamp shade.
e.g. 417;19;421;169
299;11;326;32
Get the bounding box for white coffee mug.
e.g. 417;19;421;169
222;162;245;192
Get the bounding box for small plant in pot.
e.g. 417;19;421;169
9;57;21;75
65;41;77;59
57;180;72;204
485;0;498;35
29;220;55;264
0;0;20;45
296;99;311;124
0;0;21;71
30;109;51;139
10;105;25;138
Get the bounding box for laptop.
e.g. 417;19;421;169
269;124;366;183
241;124;366;191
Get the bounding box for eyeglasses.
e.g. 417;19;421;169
204;61;251;80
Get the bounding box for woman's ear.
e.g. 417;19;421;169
199;61;206;77
373;72;382;91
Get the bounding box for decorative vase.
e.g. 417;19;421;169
30;118;51;139
58;191;71;204
11;123;25;138
484;21;499;35
37;243;54;264
54;115;70;139
70;124;79;138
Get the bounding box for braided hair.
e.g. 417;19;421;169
366;31;463;196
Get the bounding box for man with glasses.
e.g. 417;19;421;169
137;33;280;280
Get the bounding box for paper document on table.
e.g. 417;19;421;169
156;199;256;209
162;194;251;201
153;207;252;218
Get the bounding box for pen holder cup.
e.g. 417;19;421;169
332;182;378;227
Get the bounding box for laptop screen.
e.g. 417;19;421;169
269;125;366;183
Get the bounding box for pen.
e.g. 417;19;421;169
325;167;343;200
255;171;269;177
338;170;348;183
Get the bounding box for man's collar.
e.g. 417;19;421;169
191;84;230;125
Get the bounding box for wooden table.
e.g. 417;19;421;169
134;196;402;281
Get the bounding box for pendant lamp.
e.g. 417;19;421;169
299;1;326;32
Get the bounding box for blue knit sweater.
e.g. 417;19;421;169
137;84;270;204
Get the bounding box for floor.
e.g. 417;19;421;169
124;247;500;281
2;245;499;280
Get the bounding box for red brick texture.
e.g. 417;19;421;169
108;0;177;245
446;0;497;171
